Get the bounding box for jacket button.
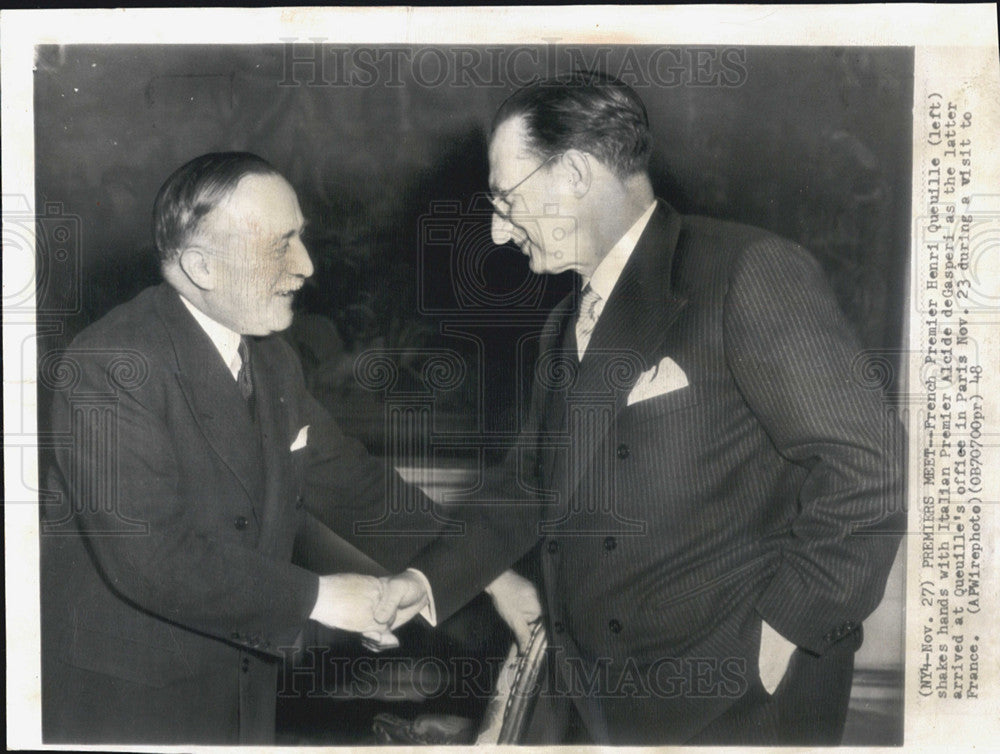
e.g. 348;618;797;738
616;444;630;459
295;495;305;509
546;540;560;555
234;516;249;530
609;619;622;634
553;621;565;634
604;536;617;551
231;631;241;640
242;657;250;673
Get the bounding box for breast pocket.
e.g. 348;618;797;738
625;382;702;421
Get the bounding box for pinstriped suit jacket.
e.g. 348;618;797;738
411;201;903;741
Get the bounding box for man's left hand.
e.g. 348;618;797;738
759;621;797;694
485;569;542;654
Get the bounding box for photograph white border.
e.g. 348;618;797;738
4;5;999;751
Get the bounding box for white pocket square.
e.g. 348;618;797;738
627;356;689;406
290;425;309;452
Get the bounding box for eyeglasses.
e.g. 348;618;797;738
488;153;561;219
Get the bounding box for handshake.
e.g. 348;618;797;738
309;570;430;651
309;569;542;653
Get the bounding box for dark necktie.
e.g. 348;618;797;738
237;337;255;415
575;284;603;360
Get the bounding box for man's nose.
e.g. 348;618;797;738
289;238;315;278
492;210;515;246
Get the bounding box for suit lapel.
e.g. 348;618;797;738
249;338;294;551
560;202;689;499
155;285;264;506
577;200;687;393
534;296;578;493
538;296;578;437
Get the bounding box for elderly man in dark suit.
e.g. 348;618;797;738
377;72;903;744
40;152;432;744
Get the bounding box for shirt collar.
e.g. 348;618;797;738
583;200;658;302
178;293;242;379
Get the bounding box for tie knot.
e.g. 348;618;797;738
238;336;250;364
237;337;254;406
575;285;603;361
580;285;601;322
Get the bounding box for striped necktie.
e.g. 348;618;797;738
236;337;254;412
575;285;603;360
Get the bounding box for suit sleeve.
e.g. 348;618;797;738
288;349;446;573
404;384;548;623
48;353;318;657
723;239;903;655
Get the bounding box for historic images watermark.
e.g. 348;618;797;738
279;41;748;89
279;646;748;701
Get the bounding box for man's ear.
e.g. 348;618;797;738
560;150;592;198
177;247;215;291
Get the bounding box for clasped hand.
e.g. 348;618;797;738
311;569;542;655
310;572;429;652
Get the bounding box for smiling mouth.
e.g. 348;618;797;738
276;287;302;297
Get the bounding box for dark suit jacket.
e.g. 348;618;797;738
40;283;432;744
410;201;903;743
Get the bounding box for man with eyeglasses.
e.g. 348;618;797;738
377;71;902;745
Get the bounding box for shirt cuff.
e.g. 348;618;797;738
406;567;437;627
308;575;325;623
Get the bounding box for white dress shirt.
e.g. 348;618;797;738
581;200;658;325
575;201;658;358
179;294;243;380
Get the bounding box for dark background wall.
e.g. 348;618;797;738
34;44;913;441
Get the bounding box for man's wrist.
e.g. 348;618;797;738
405;568;437;626
309;575;328;624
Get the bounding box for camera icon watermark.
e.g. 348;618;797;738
3;194;82;315
418;194;575;316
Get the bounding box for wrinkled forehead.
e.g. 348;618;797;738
224;173;300;219
488;116;539;184
203;173;301;238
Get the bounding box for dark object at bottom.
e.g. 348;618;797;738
372;713;476;745
371;624;549;744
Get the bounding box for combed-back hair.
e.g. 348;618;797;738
152;152;279;263
491;70;652;179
